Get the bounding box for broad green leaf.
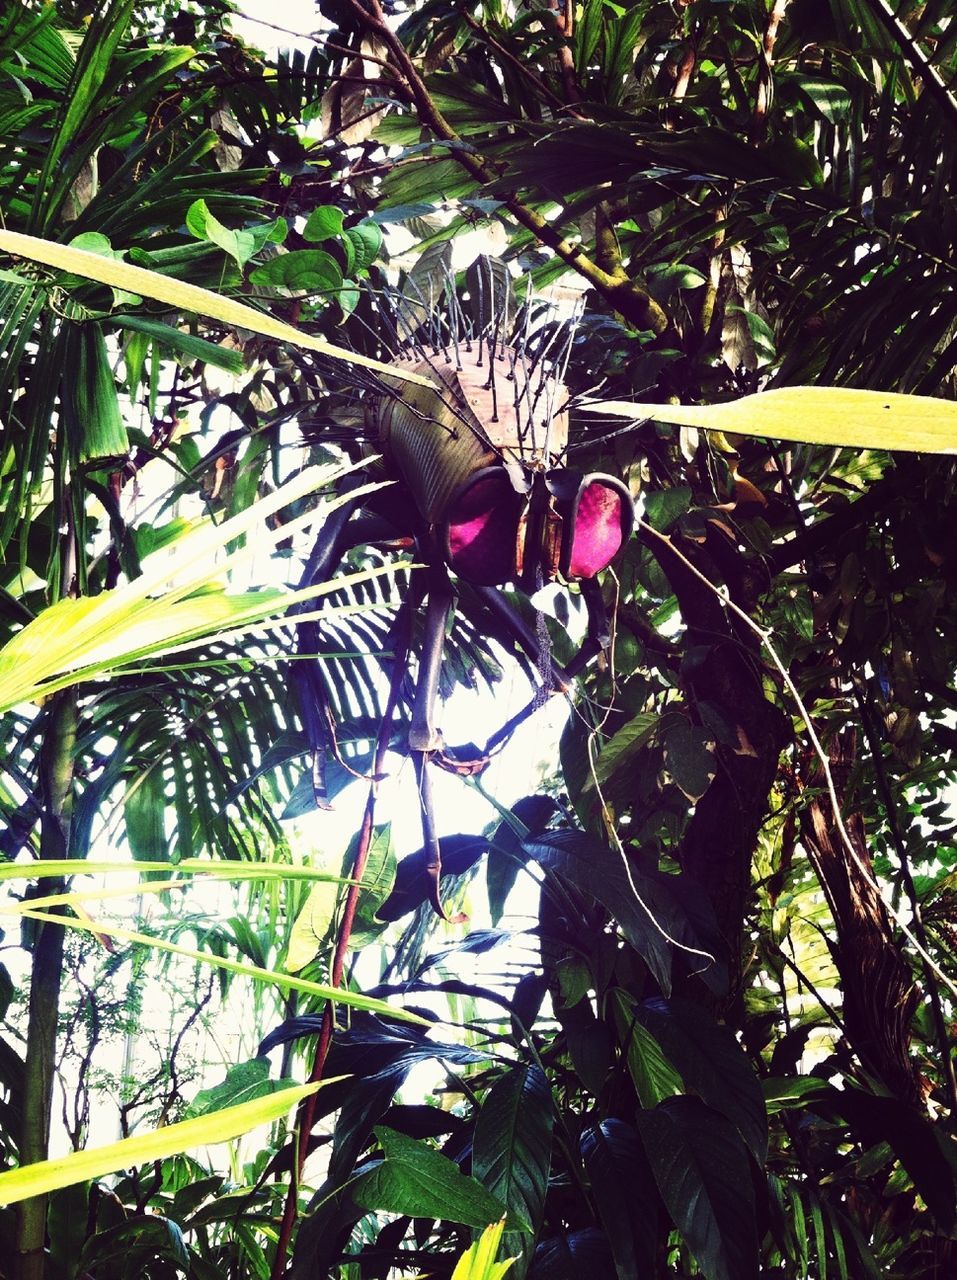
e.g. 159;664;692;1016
354;1127;515;1230
611;990;683;1108
640;999;768;1163
451;1221;517;1280
124;768;167;864
473;1065;553;1278
249;249;343;294
637;1098;758;1280
643;486;692;532
10;908;428;1025
663;721;716;802
0;229;430;385
185;1057;284;1118
593;712;658;786
0;1081;323;1206
302;205;345;241
344;222;383;272
186;198;259;267
62;323;130;461
584;387;957;454
286;852;346;973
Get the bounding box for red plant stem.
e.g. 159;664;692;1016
269;602;413;1279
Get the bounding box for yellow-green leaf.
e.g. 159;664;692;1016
0;1082;323;1206
584;387;957;454
10;908;428;1025
451;1220;517;1280
0;229;431;387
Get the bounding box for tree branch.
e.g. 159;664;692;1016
344;0;668;334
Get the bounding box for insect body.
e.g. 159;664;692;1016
297;260;633;914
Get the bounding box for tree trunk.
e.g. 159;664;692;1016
14;690;77;1280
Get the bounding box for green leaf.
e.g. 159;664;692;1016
11;907;427;1024
643;487;692;532
473;1065;553;1278
113;314;245;374
611;990;683;1108
62;323;130;462
580;1119;658;1280
0;464;399;712
637;1098;758;1280
124;768;167;865
795;77;853;123
344;222;383;273
185;199;282;269
185;1057;285;1118
0;1082;323;1206
594;712;658;786
354;1127;515;1230
68;232;140;306
302;205;345;241
248;249;343;295
585;388;957;455
640;999;768;1163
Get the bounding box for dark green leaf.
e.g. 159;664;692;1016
473;1064;553;1278
640;998;768;1163
581;1120;657;1280
637;1098;758;1280
663;720;716;802
353;1126;514;1229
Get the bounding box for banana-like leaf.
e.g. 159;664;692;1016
0;1080;324;1206
0;229;431;386
10;907;428;1025
583;387;957;453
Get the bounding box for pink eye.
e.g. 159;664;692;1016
567;480;628;579
446;472;522;585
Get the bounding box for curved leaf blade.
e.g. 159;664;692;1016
0;1081;323;1206
0;229;430;385
585;387;957;454
473;1064;554;1278
636;1097;758;1280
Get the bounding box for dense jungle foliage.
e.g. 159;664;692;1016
1;1;957;1278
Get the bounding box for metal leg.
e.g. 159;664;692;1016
471;583;571;689
291;482;380;807
563;576;610;679
409;570;454;752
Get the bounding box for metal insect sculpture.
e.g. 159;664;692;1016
294;255;634;917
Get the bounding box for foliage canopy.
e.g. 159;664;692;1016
1;1;957;1279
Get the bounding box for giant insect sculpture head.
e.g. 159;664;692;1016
365;267;633;597
296;257;635;916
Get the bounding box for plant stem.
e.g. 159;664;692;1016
14;689;78;1280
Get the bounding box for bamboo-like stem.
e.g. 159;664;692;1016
14;690;78;1280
